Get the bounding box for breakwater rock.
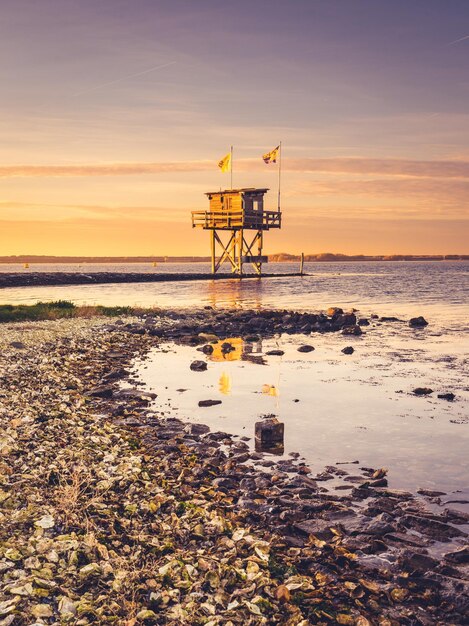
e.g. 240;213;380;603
0;271;301;288
104;307;367;342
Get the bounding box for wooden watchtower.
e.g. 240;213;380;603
191;188;282;275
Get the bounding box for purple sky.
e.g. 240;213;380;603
1;0;468;254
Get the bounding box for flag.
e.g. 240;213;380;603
263;145;280;164
218;152;231;172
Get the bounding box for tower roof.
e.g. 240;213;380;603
205;187;269;196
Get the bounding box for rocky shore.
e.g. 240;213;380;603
0;308;467;625
0;272;301;289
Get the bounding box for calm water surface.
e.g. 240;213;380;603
134;326;469;504
2;261;468;500
1;261;468;328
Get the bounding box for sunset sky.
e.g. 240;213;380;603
1;0;469;255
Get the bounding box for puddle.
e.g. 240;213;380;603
132;325;469;508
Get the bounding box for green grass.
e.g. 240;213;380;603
0;301;142;323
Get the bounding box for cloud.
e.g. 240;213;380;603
448;34;469;45
0;162;212;178
284;158;469;179
295;177;469;202
0;202;187;223
72;61;177;96
2;157;469;179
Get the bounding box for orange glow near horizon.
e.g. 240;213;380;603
2;2;469;255
1;158;468;255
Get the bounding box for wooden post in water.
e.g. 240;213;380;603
300;252;305;275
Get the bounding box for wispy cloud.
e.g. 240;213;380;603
0;202;186;223
0;162;212;178
72;61;177;96
292;178;469;216
447;34;469;45
285;158;469;179
2;157;469;179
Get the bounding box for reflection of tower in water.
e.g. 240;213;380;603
207;336;285;454
206;278;264;310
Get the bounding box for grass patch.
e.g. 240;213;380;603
0;300;148;323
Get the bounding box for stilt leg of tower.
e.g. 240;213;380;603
239;229;244;275
211;230;215;274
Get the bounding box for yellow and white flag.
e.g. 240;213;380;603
218;151;231;173
262;145;280;164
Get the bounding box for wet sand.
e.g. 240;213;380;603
1;308;468;624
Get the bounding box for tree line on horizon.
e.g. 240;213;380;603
0;253;467;263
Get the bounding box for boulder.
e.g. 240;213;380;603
327;307;343;317
297;345;315;353
341;346;354;355
413;387;433;396
266;349;285;356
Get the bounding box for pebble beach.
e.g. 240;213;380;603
1;309;468;625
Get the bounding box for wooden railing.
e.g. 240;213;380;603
191;210;282;230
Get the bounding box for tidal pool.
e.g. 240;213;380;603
132;320;469;507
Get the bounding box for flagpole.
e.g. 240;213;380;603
230;145;233;190
277;141;282;212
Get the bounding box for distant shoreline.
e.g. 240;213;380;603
0;254;468;264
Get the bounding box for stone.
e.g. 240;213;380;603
342;325;362;336
31;604;53;618
255;418;284;452
79;563;102;579
266;349;285;356
335;313;357;327
327;307;343;317
190;360;208;371
114;388;157;401
35;514;55;529
245;335;260;342
137;609;158;621
438;392;455;401
444;546;469;564
341;346;354;355
293;519;335;540
201;344;214;354
297;345;314;353
58;596;78;617
9;341;25;349
184;423;210;435
399;549;439;572
198;399;222;407
88;384;114;398
409;316;428;327
413;387;433;395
